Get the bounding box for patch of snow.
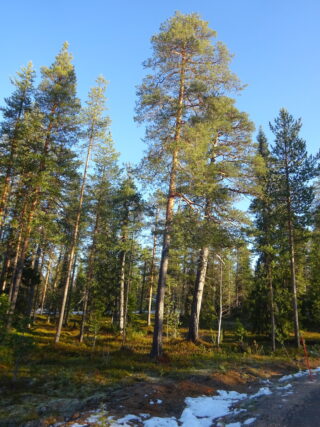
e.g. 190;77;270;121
278;374;293;382
279;370;310;383
144;417;179;426
116;414;142;424
178;390;247;427
249;387;272;399
140;413;150;419
277;383;292;391
157;399;163;404
86;411;108;423
225;423;241;427
179;408;203;427
243;418;256;425
232;408;247;415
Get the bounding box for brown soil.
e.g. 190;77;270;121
56;362;312;426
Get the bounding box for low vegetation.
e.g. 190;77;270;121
1;314;320;425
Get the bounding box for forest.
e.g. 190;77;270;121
1;11;320;425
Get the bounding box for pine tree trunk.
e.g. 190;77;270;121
150;54;186;358
27;244;42;322
288;213;300;347
0;253;11;293
79;288;89;343
55;134;94;343
139;261;147;314
217;257;223;346
7;201;36;330
147;210;159;326
267;260;276;351
64;253;78;327
122;249;133;346
187;247;209;342
79;210;100;343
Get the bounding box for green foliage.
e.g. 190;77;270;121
0;294;9;332
234;319;248;343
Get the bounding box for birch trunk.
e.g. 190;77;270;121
187;247;210;342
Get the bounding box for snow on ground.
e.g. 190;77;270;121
70;367;320;427
278;369;312;382
243;418;256;425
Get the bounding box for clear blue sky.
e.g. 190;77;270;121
1;0;319;165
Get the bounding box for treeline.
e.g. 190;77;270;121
0;12;319;358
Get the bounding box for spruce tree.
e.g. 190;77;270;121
270;109;318;347
250;128;277;350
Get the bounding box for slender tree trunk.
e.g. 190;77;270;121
187;247;209;342
150;54;186;358
0;253;11;293
40;258;52;315
79;211;100;343
288;212;300;347
139;261;147;314
6;201;36;330
119;250;126;335
27;244;42;322
217;257;223;347
55;133;94;343
6;201;27;302
147;209;159;326
284;156;300;348
122;248;134;346
64;253;78;327
79;289;89;343
267;260;276;351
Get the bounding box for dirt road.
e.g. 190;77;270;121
224;370;320;426
62;368;320;426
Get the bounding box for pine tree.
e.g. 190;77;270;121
7;42;81;329
0;62;35;231
136;12;241;358
55;76;110;343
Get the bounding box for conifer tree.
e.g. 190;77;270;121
0;62;35;230
55;76;110;343
7;43;81;329
250;128;277;350
136;12;241;358
270;109;318;347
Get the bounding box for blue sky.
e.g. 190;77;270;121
1;0;319;166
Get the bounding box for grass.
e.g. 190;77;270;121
1;314;320;424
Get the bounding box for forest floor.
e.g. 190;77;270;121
1;315;320;426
